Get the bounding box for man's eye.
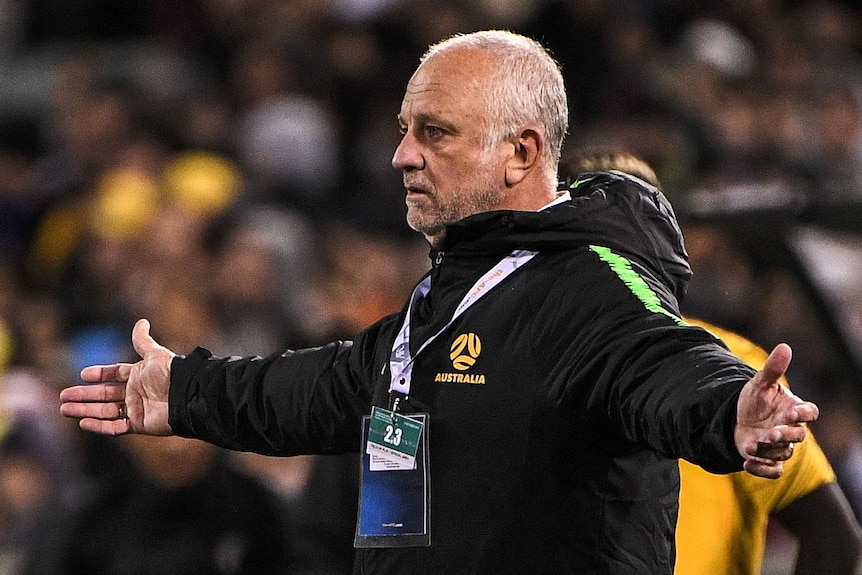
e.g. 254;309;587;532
425;125;443;138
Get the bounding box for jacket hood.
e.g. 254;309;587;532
439;171;693;301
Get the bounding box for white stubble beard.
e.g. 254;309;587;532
405;151;504;241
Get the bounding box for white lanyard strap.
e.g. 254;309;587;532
389;250;538;397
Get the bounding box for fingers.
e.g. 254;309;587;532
743;420;806;456
61;319;170;438
751;343;793;391
59;397;124;420
744;457;784;479
743;429;803;479
744;439;796;479
793;400;820;424
132;318;159;359
80;363;133;384
59;384;125;418
744;439;797;478
761;423;808;445
78;417;131;436
59;383;130;436
60;382;127;403
78;319;159;384
749;440;796;461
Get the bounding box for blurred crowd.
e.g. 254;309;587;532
0;0;861;573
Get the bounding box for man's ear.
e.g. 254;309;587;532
504;128;542;186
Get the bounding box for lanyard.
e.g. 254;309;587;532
388;250;538;404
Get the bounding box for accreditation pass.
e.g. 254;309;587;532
366;406;424;471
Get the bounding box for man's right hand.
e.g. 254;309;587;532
60;318;175;436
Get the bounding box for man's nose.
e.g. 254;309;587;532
392;134;424;171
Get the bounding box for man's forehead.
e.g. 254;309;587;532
400;53;489;115
421;46;491;75
398;85;476;128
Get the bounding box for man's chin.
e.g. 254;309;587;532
422;229;447;249
406;215;446;245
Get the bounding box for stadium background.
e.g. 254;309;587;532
0;1;861;573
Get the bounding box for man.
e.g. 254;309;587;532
561;149;862;574
60;31;819;574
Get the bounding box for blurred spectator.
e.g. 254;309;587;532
18;433;298;575
230;38;342;216
340;89;413;236
279;453;360;575
227;451;361;575
31;167;159;332
816;388;862;522
0;116;45;267
803;84;862;200
675;224;757;335
0;368;84;575
306;221;428;340
206;204;319;354
163;150;243;218
0;420;62;575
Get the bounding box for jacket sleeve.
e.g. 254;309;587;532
545;247;752;473
167;317;393;456
616;336;752;473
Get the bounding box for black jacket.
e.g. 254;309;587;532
169;173;755;574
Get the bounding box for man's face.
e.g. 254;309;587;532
392;49;508;246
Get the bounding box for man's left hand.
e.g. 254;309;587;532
735;343;820;478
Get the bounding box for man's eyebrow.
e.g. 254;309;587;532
408;112;457;132
396;112;459;138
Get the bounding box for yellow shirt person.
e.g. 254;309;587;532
675;319;835;575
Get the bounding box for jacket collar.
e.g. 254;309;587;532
428;172;693;301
